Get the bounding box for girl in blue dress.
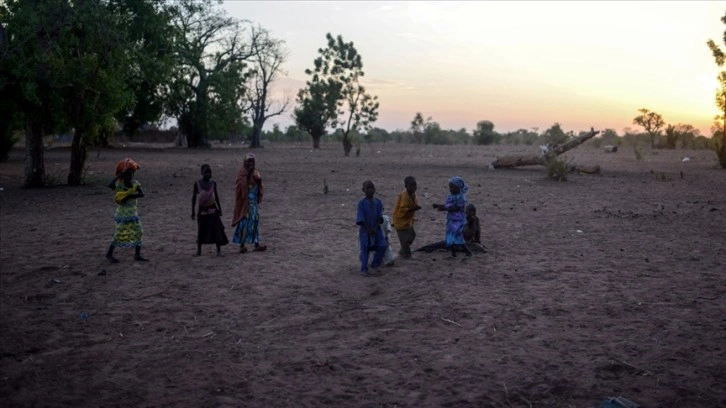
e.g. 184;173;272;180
433;176;473;259
232;153;267;253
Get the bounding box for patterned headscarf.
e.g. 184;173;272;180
449;176;468;196
115;158;140;177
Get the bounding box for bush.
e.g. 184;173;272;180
0;129;20;162
545;156;572;182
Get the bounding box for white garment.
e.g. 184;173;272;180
382;215;396;266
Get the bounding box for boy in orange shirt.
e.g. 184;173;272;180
392;176;422;258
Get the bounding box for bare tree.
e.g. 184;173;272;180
168;0;258;147
246;25;289;148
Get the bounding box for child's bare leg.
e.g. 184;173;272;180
134;245;148;262
216;244;223;256
461;243;473;259
194;243;202;257
106;244;119;263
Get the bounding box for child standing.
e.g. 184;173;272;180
191;164;229;256
433;176;473;259
356;180;387;276
232;153;267;253
106;158;148;263
392;176;422;258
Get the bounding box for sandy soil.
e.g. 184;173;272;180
1;141;725;407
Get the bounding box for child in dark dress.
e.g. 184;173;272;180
191;164;229;256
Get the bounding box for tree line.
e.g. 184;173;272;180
2;2;725;188
0;0;290;186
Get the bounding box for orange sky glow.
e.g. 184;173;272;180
222;1;726;137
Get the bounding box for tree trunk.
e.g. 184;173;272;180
250;123;262;148
342;136;352;157
23;118;45;188
68;129;88;185
717;139;726;169
491;128;600;169
311;133;321;149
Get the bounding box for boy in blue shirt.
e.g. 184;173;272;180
356;180;387;276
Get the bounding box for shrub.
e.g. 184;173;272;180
545;156;572;182
0;130;20;162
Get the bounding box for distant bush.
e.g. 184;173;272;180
545;156;572;182
0;129;20;162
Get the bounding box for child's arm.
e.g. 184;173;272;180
107;178;117;190
191;181;198;219
410;195;422;212
126;182;144;201
442;196;465;212
213;181;222;216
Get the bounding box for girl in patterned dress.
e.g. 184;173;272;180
106;158;148;263
231;153;267;253
432;176;473;259
191;164;229;256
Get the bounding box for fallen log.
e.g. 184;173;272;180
491;127;600;169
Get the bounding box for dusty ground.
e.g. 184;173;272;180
1;141;725;407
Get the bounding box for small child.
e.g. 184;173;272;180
356;180;387;276
191;164;229;256
106;158;148;263
463;203;486;252
432;176;473;259
392;176;422;258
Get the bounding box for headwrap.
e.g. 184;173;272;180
245;152;255;162
115;158;140;177
449;176;468;196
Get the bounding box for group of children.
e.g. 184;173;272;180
106;154;265;262
356;175;485;276
105;156;485;276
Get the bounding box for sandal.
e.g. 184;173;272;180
253;245;267;252
239;246;247;253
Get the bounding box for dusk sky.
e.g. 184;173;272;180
222;1;725;136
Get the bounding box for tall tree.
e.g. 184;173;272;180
410;112;425;144
297;33;379;156
294;80;338;148
59;0;137;185
707;12;726;168
0;0;69;186
167;0;256;148
633;108;665;149
246;24;289;148
112;0;177;140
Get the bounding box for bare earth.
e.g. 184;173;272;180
1;142;724;408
